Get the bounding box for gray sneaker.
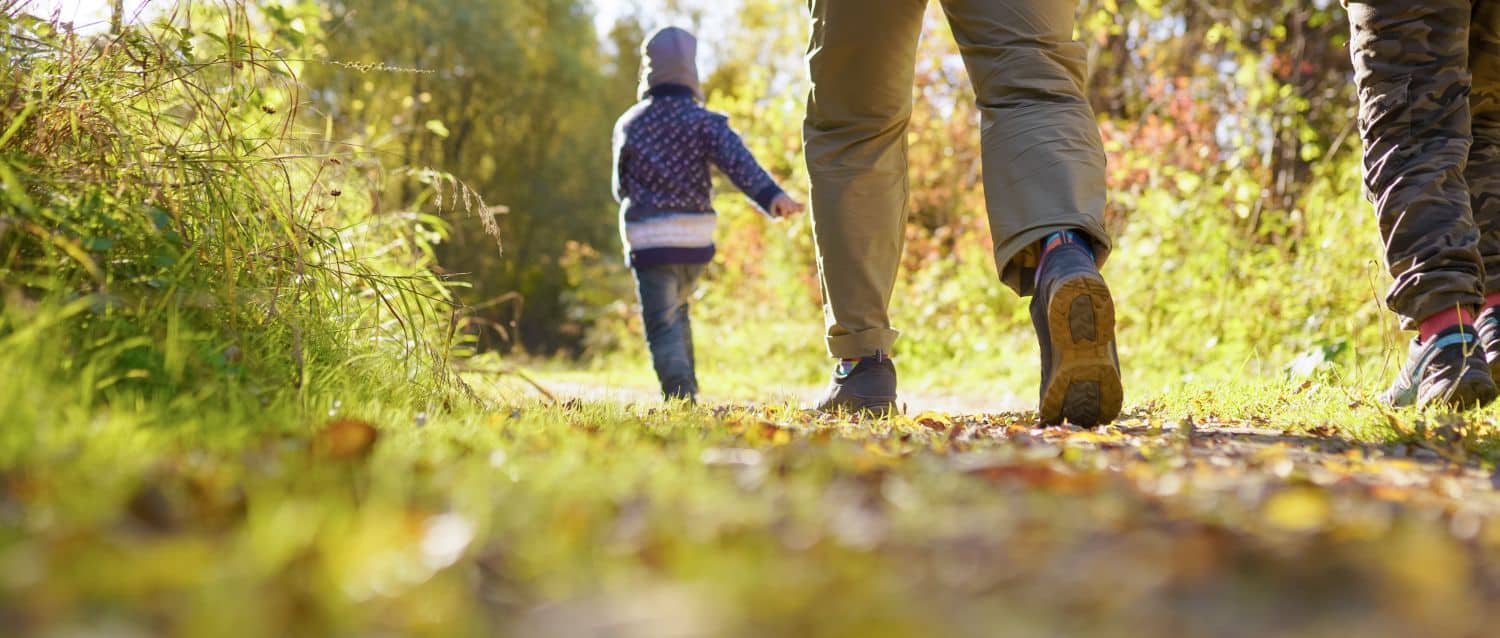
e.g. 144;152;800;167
1382;325;1497;409
1030;240;1123;427
814;356;897;416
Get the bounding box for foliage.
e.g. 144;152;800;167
302;0;637;353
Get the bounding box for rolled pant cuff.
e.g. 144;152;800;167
1397;291;1486;331
826;328;900;359
995;221;1112;297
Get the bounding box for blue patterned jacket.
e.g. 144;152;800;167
611;84;785;267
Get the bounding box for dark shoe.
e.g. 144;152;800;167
1478;306;1500;379
1382;325;1497;409
661;377;698;403
1031;241;1123;427
814;356;897;416
663;389;697;405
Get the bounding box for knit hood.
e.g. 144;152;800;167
638;26;704;101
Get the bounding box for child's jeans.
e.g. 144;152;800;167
633;263;704;400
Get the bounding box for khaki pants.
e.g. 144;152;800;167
804;0;1111;359
1348;1;1500;328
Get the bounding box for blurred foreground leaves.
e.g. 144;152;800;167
6;400;1500;637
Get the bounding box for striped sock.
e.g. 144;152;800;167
1042;229;1094;258
1035;229;1094;286
836;352;888;378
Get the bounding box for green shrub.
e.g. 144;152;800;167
0;3;480;428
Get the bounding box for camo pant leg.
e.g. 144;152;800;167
1470;1;1500;294
1349;0;1483;328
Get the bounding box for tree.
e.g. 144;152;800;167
305;0;639;352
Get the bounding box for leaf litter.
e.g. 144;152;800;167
8;403;1500;636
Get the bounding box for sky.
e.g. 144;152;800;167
21;0;736;68
26;0;741;67
592;0;640;31
22;0;720;35
21;0;149;29
589;0;736;63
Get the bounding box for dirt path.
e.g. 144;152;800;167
504;372;1500;515
527;376;1030;414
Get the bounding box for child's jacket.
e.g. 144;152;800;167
611;83;785;267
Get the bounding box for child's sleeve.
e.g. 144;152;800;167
706;114;785;215
611;118;629;203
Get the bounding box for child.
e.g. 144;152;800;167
611;26;804;402
1347;2;1500;409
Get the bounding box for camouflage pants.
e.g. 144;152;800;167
1349;1;1500;328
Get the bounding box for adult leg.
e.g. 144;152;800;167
634;264;697;400
1350;0;1482;327
941;0;1119;425
1351;1;1496;409
1470;1;1500;375
803;0;926;359
939;0;1109;295
1470;1;1500;293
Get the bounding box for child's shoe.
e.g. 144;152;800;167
1031;236;1122;427
814;356;897;416
1382;325;1498;409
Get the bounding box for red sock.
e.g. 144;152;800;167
1418;307;1476;344
1487;292;1500;311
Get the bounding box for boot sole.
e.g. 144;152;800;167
1040;274;1123;427
1423;368;1499;410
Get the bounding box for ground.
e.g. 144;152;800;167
7;371;1500;637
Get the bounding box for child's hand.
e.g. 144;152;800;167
770;194;806;218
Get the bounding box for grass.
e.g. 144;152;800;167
8;378;1500;637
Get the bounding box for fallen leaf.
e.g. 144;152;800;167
314;418;379;460
914;412;951;432
1262;486;1330;532
967;462;1100;494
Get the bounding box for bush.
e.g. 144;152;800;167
0;3;479;430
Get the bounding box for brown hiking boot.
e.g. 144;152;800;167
1030;240;1123;427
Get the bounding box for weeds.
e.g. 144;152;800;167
0;2;490;415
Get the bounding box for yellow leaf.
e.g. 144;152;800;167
1262;487;1329;532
